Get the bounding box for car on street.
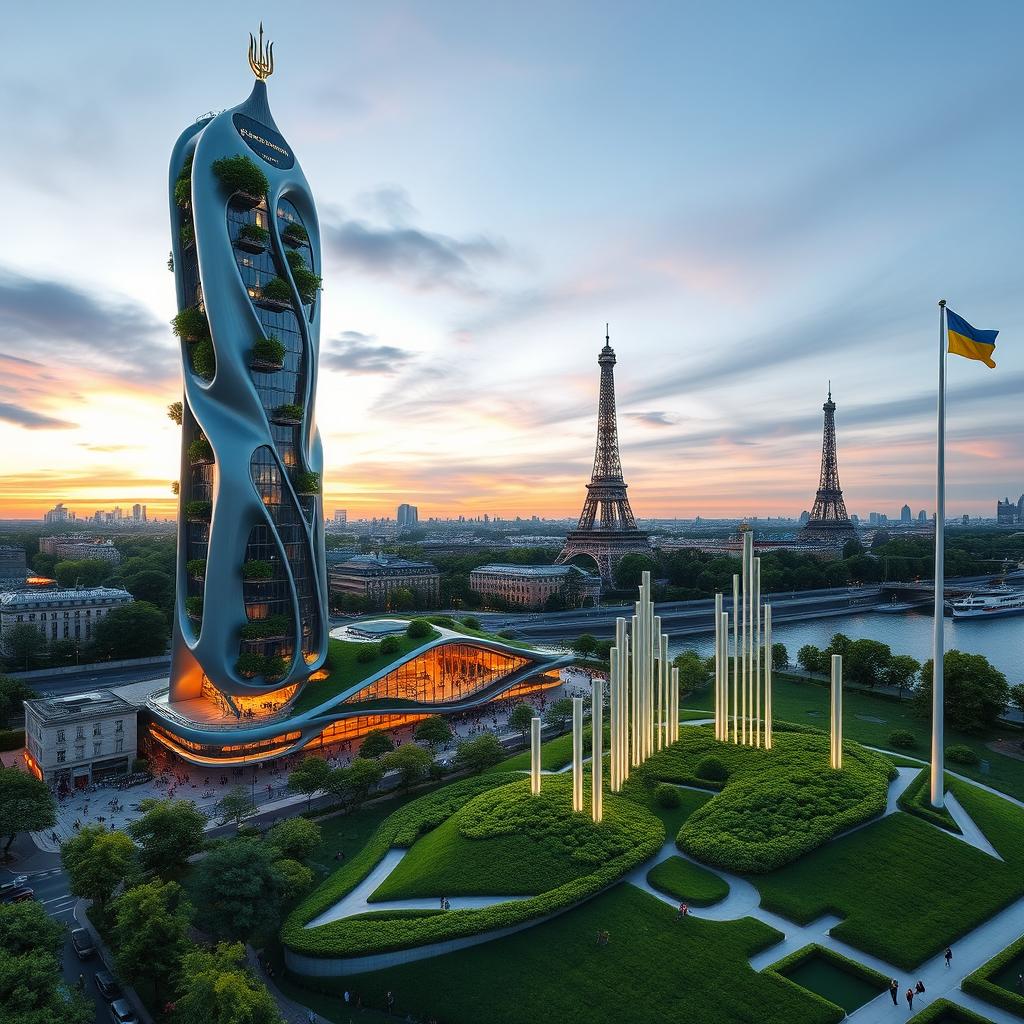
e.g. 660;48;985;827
94;970;121;1001
109;998;139;1024
1;886;35;903
70;928;95;959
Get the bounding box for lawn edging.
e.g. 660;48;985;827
908;997;996;1023
897;768;962;834
962;932;1024;1019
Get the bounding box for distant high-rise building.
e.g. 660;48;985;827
397;503;419;530
132;503;143;522
917;509;927;525
42;503;75;525
334;509;348;525
996;495;1024;525
798;510;810;525
900;504;912;524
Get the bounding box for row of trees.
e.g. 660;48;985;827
794;633;1015;734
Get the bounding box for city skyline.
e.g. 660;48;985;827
1;2;1023;521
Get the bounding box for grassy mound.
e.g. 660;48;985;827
284;774;664;959
646;855;729;906
626;727;893;873
754;777;1024;969
373;777;660;899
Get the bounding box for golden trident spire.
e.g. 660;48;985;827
248;22;274;80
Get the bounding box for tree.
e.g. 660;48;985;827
167;400;183;425
613;553;658;591
844;638;893;689
672;650;711;695
121;568;174;612
191;838;282;942
266;816;321;862
888;655;921;700
796;644;826;674
915;651;1010;734
826;633;853;659
771;643;789;671
126;798;205;875
384;744;432;790
1010;683;1024;715
406;618;432;639
543;697;574;733
109;878;191;1008
0;766;55;858
560;570;585;609
330;758;384;809
508;702;537;740
174;941;283;1024
60;824;136;907
0;901;93;1024
571;634;598;659
217;785;256;826
3;624;46;670
359;729;395;759
52;558;110;588
414;715;452;750
455;733;505;773
0;675;34;728
92;601;168;659
272;858;314;902
287;755;332;810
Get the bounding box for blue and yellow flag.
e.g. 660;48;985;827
946;307;998;368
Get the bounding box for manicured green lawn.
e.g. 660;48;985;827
646;855;729;906
490;729;578;773
685;673;1024;800
370;776;662;899
291;631;439;714
292;884;841;1024
753;778;1024;970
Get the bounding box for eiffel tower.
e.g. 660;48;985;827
557;328;652;583
802;384;857;546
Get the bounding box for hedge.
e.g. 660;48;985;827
645;855;729;906
962;931;1024;1018
897;768;962;834
240;614;290;640
282;774;665;960
908;998;997;1023
183;500;211;521
0;728;25;751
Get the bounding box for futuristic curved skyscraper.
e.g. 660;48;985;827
164;28;328;717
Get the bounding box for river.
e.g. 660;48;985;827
671;609;1023;683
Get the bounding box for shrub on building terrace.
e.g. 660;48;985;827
263;655;287;681
173;176;191;208
239;614;290;640
251;335;286;366
272;403;304;423
190;339;216;380
186;559;206;580
282;222;308;245
211;154;268;200
236;652;267;678
260;276;292;303
292;470;320;494
184;596;203;618
179;222;194;248
238;222;270;244
183;500;211;521
242;560;274;581
171;306;209;342
187;437;213;464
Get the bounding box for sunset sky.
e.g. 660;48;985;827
2;1;1022;522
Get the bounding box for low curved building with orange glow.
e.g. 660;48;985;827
144;619;572;766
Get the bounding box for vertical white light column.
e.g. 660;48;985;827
631;606;640;767
714;592;724;740
732;574;739;743
754;556;762;748
830;654;843;770
620;631;630;783
719;610;729;744
660;634;669;749
591;676;603;822
653;613;663;752
572;696;584;810
741;536;749;744
669;665;679;744
764;604;773;750
530;717;541;795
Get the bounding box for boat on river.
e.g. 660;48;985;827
951;587;1024;620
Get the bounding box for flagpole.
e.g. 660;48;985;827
930;299;946;809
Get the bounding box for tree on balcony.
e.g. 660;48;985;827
271;403;303;424
191;339;216;381
242;560;274;581
292;470;320;495
183;500;212;522
282;222;308;246
187;437;213;465
250;336;286;369
211;155;269;203
171;306;210;343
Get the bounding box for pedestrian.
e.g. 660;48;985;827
905;988;914;1010
1016;973;1023;994
676;902;688;918
944;946;953;968
307;1012;318;1024
344;990;350;1005
77;973;86;992
889;979;899;1006
386;990;395;1016
915;980;925;996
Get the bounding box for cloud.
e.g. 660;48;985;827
321;331;416;375
625;411;677;427
321;189;508;294
0;267;176;377
0;401;77;430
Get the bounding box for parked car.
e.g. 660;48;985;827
70;928;95;959
94;970;121;1001
109;998;139;1024
2;886;35;903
